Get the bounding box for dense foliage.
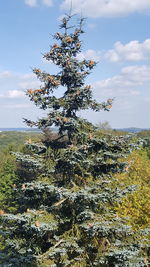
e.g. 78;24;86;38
0;150;17;213
0;14;149;266
115;150;150;230
0;131;41;152
137;131;150;159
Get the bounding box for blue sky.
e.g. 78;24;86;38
0;0;150;128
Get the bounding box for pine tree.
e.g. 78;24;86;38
0;14;149;267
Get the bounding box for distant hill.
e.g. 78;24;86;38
0;131;42;152
115;127;150;133
0;128;41;132
0;127;58;132
0;127;149;134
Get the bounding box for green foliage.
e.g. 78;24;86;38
0;131;41;152
115;150;150;230
0;151;18;257
137;130;150;158
0;14;149;267
0;132;42;256
96;121;112;131
0;151;17;212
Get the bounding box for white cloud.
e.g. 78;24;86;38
93;65;150;99
2;103;31;108
43;0;53;6
79;65;150;128
25;0;37;7
7;90;25;98
105;39;150;62
0;71;47;127
77;49;101;61
0;71;15;79
144;97;150;103
61;0;150;18
24;0;53;7
0;71;40;99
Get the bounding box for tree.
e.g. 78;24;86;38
96;121;112;131
0;148;18;213
0;14;149;267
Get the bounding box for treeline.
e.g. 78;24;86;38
0;131;41;152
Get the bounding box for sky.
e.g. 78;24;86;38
0;0;150;128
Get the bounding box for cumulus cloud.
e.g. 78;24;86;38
7;90;25;98
24;0;53;7
0;71;40;99
105;39;150;62
2;103;31;108
144;97;150;103
25;0;37;7
0;71;15;79
61;0;150;18
93;65;150;99
42;0;53;6
78;64;150;127
77;49;101;61
0;70;44;127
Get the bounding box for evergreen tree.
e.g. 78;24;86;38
0;14;149;266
